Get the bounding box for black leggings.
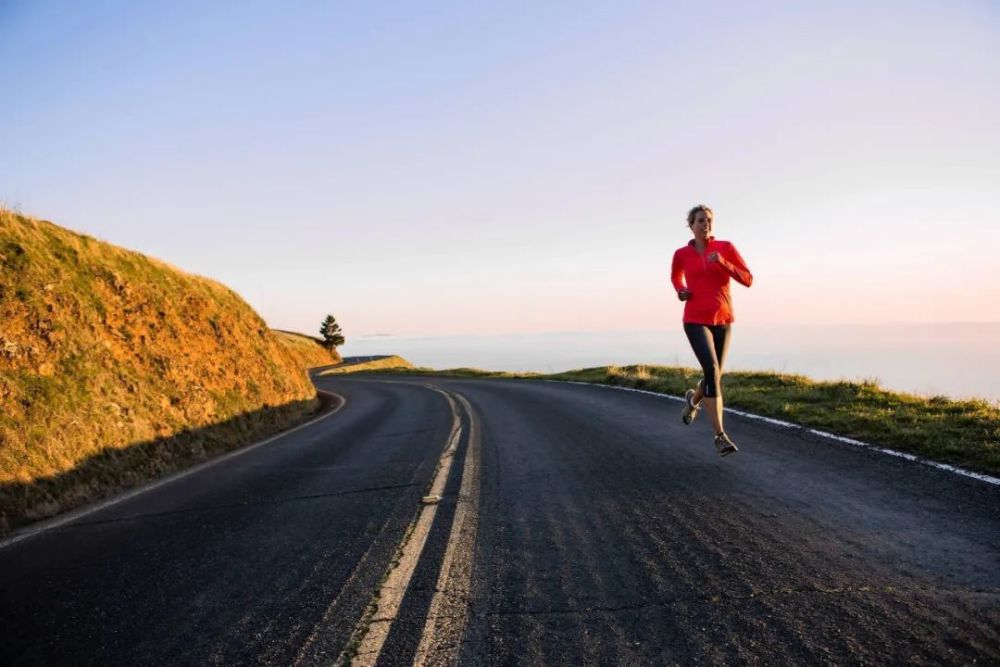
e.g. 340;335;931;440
683;323;731;398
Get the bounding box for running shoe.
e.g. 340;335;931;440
681;389;701;425
714;432;739;457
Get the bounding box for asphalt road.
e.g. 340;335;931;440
1;375;997;665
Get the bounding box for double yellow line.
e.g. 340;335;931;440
340;383;481;667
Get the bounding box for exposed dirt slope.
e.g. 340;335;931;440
0;209;319;533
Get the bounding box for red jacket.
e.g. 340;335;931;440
670;237;753;325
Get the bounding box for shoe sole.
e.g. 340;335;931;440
719;445;738;457
682;390;699;425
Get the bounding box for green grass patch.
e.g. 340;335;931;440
362;364;1000;476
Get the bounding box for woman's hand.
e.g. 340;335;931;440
677;288;691;301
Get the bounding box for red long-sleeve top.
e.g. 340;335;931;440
670;237;753;325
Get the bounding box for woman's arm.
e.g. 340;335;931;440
670;249;688;294
717;243;753;287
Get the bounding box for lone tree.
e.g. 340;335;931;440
319;314;345;350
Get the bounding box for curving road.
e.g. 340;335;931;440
1;375;998;665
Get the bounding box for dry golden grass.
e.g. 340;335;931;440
0;209;321;534
273;329;341;368
317;355;414;375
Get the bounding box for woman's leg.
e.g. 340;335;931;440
703;325;732;435
703;394;724;436
683;324;724;433
690;326;729;404
691;378;706;404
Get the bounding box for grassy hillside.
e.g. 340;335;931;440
363;364;1000;476
0;209;321;534
316;355;414;375
273;329;341;368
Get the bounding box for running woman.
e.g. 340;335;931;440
670;204;753;456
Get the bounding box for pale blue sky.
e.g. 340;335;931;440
3;1;999;337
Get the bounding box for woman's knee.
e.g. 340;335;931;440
702;366;723;397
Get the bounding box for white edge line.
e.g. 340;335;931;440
542;380;1000;487
0;390;347;552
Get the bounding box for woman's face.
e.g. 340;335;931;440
690;211;713;238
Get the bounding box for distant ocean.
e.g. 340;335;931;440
338;323;1000;402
